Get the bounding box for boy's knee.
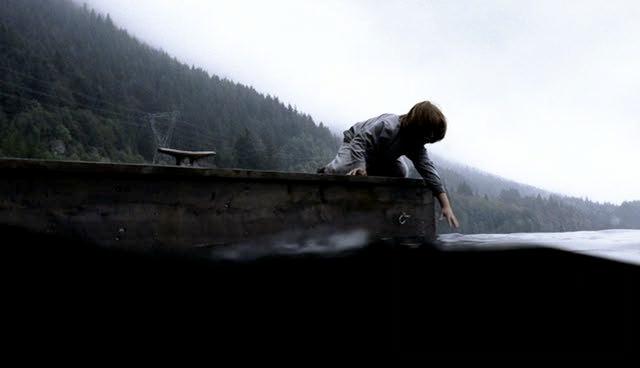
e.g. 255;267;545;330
394;160;409;178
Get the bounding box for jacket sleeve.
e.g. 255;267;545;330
405;146;446;194
324;121;385;174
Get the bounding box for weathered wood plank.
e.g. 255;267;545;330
0;158;436;250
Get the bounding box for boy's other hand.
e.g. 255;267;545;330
346;168;367;176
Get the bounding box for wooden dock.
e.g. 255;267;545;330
0;158;436;250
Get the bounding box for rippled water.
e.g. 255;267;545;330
438;229;640;266
206;227;640;266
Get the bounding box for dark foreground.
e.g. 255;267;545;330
3;226;638;361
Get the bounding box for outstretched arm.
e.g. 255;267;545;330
406;147;459;229
406;146;446;194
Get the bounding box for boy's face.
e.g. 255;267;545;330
423;130;439;144
405;126;437;146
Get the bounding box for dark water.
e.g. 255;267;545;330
205;228;640;266
3;226;639;360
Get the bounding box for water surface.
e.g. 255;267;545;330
438;229;640;266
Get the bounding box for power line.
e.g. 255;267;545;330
1;65;218;136
149;111;178;163
0;78;146;123
0;90;149;130
0;78;220;145
0;71;220;140
0;64;151;116
0;47;166;100
0;90;213;162
0;90;214;155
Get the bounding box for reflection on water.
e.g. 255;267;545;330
207;228;370;261
438;229;640;266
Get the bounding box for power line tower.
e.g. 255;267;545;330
148;111;179;164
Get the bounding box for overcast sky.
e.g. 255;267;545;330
83;0;639;204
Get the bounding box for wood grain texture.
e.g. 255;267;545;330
0;158;436;250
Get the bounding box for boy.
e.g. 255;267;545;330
318;101;459;228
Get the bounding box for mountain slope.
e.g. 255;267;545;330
0;0;339;170
411;154;637;233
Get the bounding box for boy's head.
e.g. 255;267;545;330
400;101;447;144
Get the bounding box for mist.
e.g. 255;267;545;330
82;0;640;204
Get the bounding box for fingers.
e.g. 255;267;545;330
450;215;459;228
448;214;460;228
347;168;367;176
441;212;460;228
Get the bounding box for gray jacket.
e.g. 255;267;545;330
325;113;446;194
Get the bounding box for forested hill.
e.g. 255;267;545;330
417;155;640;234
0;0;339;170
430;154;551;199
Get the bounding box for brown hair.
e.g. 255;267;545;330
399;101;447;143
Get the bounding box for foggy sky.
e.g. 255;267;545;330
83;0;640;204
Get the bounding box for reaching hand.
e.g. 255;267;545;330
439;206;460;228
